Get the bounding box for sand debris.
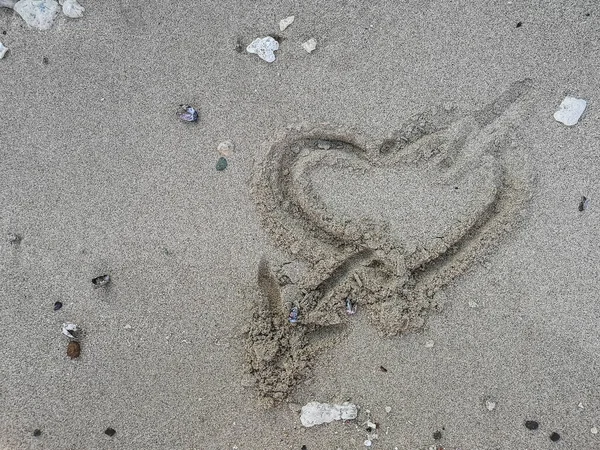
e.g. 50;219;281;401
279;16;294;31
302;38;317;53
246;36;279;63
554;96;587;126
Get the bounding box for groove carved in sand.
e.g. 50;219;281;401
244;80;534;403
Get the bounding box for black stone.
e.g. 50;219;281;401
516;21;523;28
301;446;307;450
550;432;560;442
104;427;116;437
525;420;539;430
33;429;42;437
53;301;63;311
216;157;228;171
433;430;442;440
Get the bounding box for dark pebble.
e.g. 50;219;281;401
433;430;442;440
42;57;48;64
104;427;116;437
92;274;110;286
67;341;81;359
516;21;523;28
301;446;307;450
33;429;42;437
2;30;6;35
53;301;63;311
379;365;388;372
550;432;560;442
216;157;228;171
366;426;373;432
525;420;539;430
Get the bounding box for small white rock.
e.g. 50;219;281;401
300;401;357;427
468;300;478;308
59;0;84;18
279;16;294;31
591;426;598;434
485;400;496;411
364;440;372;447
246;36;279;63
425;340;434;348
0;42;8;59
61;323;79;339
302;38;317;53
385;406;392;413
578;402;584;409
124;324;132;329
554;96;587;126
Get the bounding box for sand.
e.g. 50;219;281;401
0;1;598;449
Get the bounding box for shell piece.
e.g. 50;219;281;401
554;96;587;126
176;105;198;122
58;0;84;18
66;341;80;359
217;140;235;157
0;42;8;59
279;16;294;31
246;36;279;63
61;323;79;339
288;306;299;324
92;274;110;287
302;38;317;53
13;0;61;31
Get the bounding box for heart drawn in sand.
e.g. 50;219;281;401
244;79;533;403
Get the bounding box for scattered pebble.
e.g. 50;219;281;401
33;429;42;437
579;196;589;211
61;323;80;339
578;402;585;409
301;445;307;450
216;157;228;171
468;300;478;308
364;440;372;447
53;301;63;311
591;427;598;434
279;16;294;31
246;36;279;63
124;324;132;329
524;420;539;430
42;56;48;64
385;406;392;413
288;306;299;324
92;274;110;287
379;365;388;373
0;42;7;59
550;432;561;442
66;341;81;359
485;400;496;411
104;427;116;437
302;38;317;53
7;233;21;244
433;430;442;440
425;340;434;348
516;21;523;28
554;96;587;126
217;140;235;157
176;105;198;122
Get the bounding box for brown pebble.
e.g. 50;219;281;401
67;341;81;359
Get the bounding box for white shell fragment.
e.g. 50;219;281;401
217;140;235;156
554;96;587;126
302;38;317;53
279;16;294;31
0;42;7;59
61;323;79;339
13;0;61;30
246;36;279;63
300;401;357;427
59;0;84;18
